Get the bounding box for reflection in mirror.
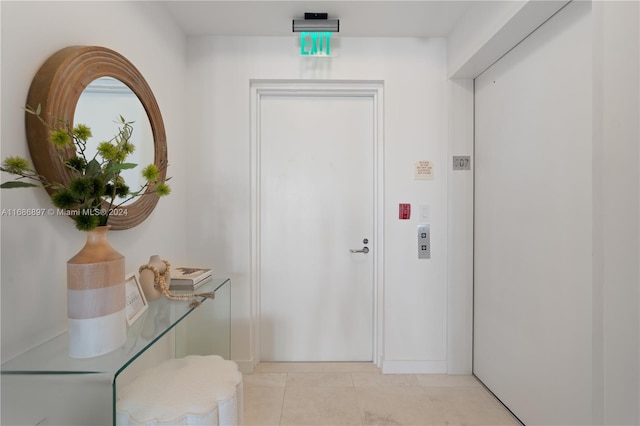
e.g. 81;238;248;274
75;77;154;205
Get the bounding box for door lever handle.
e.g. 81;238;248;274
350;247;369;254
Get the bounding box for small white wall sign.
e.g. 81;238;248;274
415;160;434;180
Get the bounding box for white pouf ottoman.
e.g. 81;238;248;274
116;355;243;426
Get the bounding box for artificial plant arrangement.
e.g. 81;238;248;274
0;105;170;230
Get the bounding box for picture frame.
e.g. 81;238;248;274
125;273;148;326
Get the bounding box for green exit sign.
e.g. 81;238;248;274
300;32;333;56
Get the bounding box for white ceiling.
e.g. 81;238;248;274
164;1;474;38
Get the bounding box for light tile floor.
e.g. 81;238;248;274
243;362;521;426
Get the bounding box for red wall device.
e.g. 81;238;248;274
399;203;411;220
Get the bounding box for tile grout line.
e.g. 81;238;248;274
350;372;366;426
278;372;288;426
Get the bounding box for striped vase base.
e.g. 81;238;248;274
67;226;126;358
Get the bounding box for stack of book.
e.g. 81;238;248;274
169;267;213;291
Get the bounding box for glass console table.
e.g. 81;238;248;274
1;278;230;426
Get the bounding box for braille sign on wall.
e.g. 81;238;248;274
452;156;471;171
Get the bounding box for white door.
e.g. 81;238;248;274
259;93;375;361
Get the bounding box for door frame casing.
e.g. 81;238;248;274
249;80;385;369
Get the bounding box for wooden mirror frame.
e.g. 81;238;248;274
25;45;168;230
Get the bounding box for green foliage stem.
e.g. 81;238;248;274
0;105;171;231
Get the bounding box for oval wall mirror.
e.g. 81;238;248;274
25;45;168;230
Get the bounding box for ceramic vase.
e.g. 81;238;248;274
139;255;169;301
67;225;126;358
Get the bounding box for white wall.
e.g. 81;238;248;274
185;36;450;372
446;78;474;374
0;0;464;378
474;2;593;424
473;1;640;424
444;0;571;375
592;1;640;423
0;1;189;361
447;0;526;77
446;0;569;79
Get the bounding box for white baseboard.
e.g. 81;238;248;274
235;359;255;374
235;358;445;375
382;360;447;374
